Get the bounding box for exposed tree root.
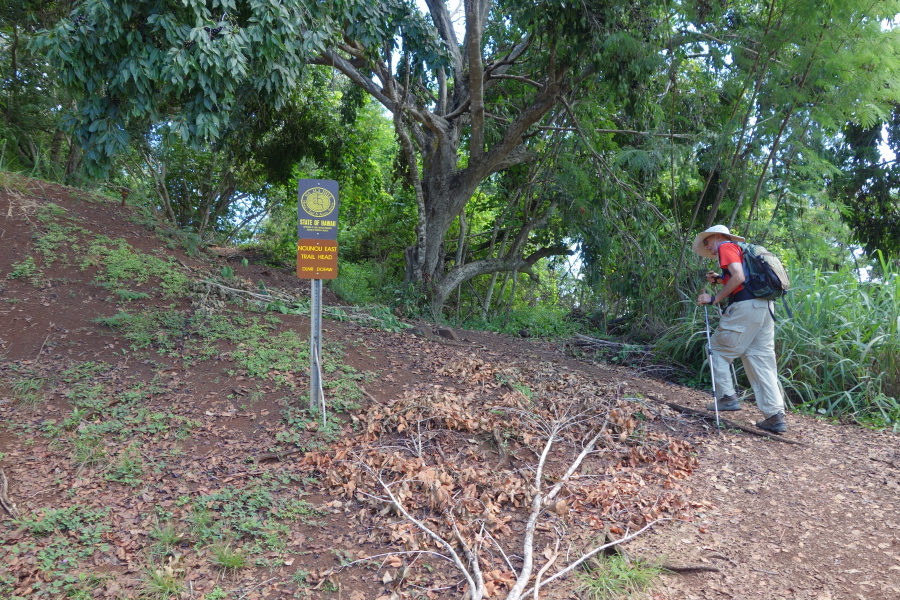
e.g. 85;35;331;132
650;397;807;446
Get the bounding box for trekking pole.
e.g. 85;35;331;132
702;291;721;433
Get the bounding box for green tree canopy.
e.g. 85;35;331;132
834;107;900;258
32;0;900;315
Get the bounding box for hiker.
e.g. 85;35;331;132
692;225;787;433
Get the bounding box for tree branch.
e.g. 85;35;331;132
466;0;486;163
312;50;448;137
424;0;463;75
487;74;542;88
516;520;666;599
311;50;395;110
484;34;533;80
365;466;481;599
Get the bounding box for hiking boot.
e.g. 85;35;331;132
705;395;741;412
756;412;787;434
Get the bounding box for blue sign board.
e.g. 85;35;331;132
297;179;339;240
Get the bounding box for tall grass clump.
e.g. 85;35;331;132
652;297;719;388
655;255;900;430
776;256;900;428
575;554;663;600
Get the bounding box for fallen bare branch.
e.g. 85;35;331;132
0;469;20;519
519;519;667;597
506;419;611;600
358;385;383;405
652;399;807;446
573;334;651;354
196;279;407;330
255;449;304;463
532;537;559;600
661;563;721;573
35;333;51;362
235;577;277;600
364;464;482;598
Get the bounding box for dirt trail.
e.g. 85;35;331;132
446;332;900;599
644;411;900;600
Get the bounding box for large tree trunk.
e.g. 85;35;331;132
313;0;583;314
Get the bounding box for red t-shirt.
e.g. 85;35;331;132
718;242;745;294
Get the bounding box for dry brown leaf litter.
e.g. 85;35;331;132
289;356;706;597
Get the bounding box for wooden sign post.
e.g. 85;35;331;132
296;179;339;416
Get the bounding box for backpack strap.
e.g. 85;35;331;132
718;241;748;303
781;294;794;320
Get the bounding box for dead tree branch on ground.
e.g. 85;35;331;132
360;408;665;600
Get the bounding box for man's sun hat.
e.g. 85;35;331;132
691;225;745;260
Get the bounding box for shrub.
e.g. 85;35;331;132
775;259;900;428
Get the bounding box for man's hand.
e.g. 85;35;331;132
705;271;719;285
697;291;714;306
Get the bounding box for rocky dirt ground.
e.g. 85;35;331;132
0;177;898;600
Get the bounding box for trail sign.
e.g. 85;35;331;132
297;179;339;240
296;239;338;280
296;179;340;421
296;179;339;280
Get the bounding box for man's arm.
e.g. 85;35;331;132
713;262;745;304
697;261;745;306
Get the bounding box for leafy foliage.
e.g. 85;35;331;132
833;109;900;258
33;0;432;169
0;1;84;180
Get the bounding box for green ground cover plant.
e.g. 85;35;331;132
575;554;664;600
33;204;89;266
205;587;228;600
104;444;144;486
9;377;45;408
129;205;204;256
4;203;89;287
1;355;332;596
6;256;40;283
177;477;325;567
96;308;369;394
60;361;112;383
321;365;371;411
81;236;189;300
26;366;196;483
1;506;112;599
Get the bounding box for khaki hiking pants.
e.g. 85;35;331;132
710;299;785;418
